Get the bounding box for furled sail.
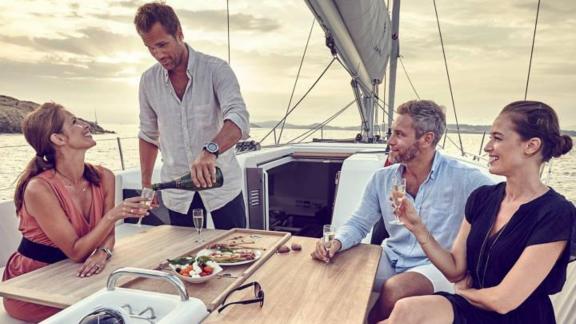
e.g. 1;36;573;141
304;0;391;92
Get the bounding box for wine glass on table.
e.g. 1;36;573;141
323;224;336;249
192;208;205;242
389;175;406;225
138;187;155;227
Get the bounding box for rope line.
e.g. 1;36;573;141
432;0;465;156
287;99;356;144
258;58;337;144
278;18;316;144
399;56;420;99
524;0;541;100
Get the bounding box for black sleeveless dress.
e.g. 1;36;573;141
436;182;575;324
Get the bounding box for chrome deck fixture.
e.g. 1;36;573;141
106;267;189;302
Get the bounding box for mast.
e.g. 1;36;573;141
386;0;401;142
304;0;391;142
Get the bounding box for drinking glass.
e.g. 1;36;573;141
389;176;406;225
138;188;155;226
192;208;204;237
323;224;336;249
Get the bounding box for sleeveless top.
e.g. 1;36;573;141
2;169;107;322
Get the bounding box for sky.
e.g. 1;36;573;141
0;0;575;130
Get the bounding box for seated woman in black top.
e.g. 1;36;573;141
383;100;575;324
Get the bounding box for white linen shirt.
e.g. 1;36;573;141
138;44;250;213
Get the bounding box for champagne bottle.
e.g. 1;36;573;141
151;167;224;191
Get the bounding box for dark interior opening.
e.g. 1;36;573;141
267;160;342;238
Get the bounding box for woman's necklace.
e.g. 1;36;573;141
55;169;88;192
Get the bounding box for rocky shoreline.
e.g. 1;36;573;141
0;95;114;134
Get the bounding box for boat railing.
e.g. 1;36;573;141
0;136;262;200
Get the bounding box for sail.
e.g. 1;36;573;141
304;0;391;92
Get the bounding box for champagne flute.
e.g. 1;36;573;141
389;176;406;225
192;209;204;241
138;188;155;227
323;224;336;249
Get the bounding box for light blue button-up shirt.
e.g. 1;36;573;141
335;151;494;272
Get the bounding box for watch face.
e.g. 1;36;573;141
206;142;218;153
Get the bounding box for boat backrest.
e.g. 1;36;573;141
0;201;21;267
331;152;387;244
551;261;576;323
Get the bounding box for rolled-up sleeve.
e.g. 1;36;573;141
138;73;160;147
213;62;250;139
336;173;383;251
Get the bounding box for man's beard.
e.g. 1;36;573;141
392;142;420;163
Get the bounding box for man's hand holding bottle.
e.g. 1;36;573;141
191;150;217;188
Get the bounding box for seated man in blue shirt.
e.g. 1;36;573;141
311;100;494;323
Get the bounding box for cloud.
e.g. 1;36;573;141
177;9;280;33
0;27;141;57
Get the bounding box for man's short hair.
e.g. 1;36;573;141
396;100;446;146
134;2;182;37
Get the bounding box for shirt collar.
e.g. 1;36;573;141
428;150;444;180
397;150;444;181
162;43;195;83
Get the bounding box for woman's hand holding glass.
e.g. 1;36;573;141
391;193;422;232
137;188;156;226
105;196;152;222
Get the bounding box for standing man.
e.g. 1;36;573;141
134;3;250;229
311;100;495;322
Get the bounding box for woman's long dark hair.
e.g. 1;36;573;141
14;102;101;213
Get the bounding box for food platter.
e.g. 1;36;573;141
166;256;223;283
197;246;262;266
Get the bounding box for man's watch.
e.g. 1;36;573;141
100;247;113;260
203;142;220;158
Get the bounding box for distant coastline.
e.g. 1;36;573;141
0;95;114;134
251;120;576;136
2;94;574;136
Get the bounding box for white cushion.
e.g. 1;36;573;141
0;202;21;268
551;261;576;323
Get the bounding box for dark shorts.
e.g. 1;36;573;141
168;192;246;229
435;292;556;324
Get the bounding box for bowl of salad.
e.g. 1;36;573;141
166;255;223;283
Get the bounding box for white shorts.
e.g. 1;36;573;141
374;252;454;293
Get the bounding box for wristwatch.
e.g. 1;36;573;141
100;247;113;260
203;142;220;158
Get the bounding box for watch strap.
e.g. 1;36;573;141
100;247;113;260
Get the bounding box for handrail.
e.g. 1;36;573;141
107;267;189;301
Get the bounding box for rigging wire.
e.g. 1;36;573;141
399;56;420;99
432;0;465;156
226;0;230;64
258;57;337;144
287;99;356;144
278;18;316;144
524;0;541;100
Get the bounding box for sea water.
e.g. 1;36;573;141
1;125;574;202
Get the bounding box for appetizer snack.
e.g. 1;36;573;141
291;243;302;251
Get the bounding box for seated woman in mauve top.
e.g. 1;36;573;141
2;102;151;323
384;100;575;324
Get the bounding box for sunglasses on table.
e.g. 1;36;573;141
218;281;265;313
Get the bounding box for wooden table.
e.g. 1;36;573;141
204;237;382;324
0;227;382;323
0;225;227;308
